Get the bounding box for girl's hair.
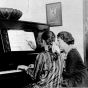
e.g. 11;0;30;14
57;31;74;45
41;31;55;45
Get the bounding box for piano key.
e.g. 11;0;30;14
0;70;22;75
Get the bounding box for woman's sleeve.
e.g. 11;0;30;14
63;51;77;77
26;53;44;81
33;53;44;80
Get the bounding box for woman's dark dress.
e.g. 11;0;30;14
62;49;88;87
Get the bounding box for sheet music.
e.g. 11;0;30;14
7;30;36;51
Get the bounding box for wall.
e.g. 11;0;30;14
83;0;88;67
0;0;84;61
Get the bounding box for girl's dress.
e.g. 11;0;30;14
25;50;62;88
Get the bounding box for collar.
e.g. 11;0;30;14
66;45;76;55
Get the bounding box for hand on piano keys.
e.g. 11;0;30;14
17;65;29;71
28;64;34;68
17;64;34;71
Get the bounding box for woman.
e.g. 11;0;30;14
18;31;62;88
55;31;88;87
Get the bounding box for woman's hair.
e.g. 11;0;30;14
41;31;55;45
57;31;74;45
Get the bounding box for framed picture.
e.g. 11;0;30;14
46;2;62;27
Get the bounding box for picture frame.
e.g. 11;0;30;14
46;2;62;27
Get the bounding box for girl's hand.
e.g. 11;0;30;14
17;65;28;71
28;64;34;68
26;40;36;50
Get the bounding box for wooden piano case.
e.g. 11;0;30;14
0;19;49;88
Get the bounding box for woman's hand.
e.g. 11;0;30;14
60;79;71;87
17;65;28;71
26;40;36;50
28;64;34;68
52;42;60;54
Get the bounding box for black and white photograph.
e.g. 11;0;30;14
0;0;88;88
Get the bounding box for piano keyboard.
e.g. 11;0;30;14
0;70;22;75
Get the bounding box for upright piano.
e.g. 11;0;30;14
0;19;49;88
